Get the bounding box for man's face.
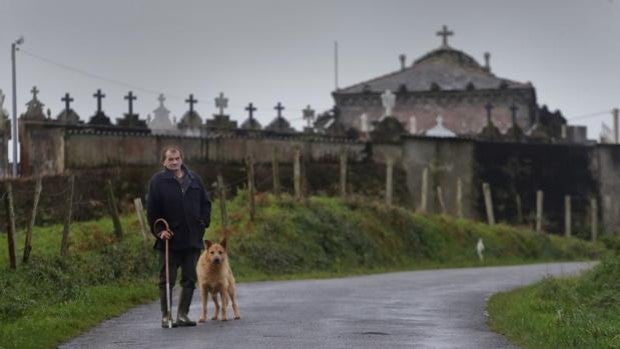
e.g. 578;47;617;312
163;150;183;171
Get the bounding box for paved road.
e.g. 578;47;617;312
60;262;593;349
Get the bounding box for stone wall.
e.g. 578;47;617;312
473;141;599;236
402;136;477;217
13;120;620;236
593;145;620;232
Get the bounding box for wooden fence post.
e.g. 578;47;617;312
482;182;495;225
294;147;302;200
536;190;544;233
246;155;256;221
4;182;17;269
564;195;571;238
456;177;463;218
133;198;148;241
385;158;394;206
106;179;123;240
23;177;42;263
60;175;75;257
339;150;347;198
272;148;280;196
217;174;228;229
515;194;523;224
420;167;428;213
437;186;446;214
591;197;598;242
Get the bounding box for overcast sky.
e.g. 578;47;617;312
1;0;619;160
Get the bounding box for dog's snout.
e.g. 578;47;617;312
213;257;221;264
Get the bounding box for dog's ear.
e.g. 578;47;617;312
204;240;213;249
220;237;227;249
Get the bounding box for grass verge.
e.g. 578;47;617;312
488;249;620;348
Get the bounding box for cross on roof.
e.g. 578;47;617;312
274;102;285;118
61;93;74;113
31;86;39;99
245;102;257;120
158;93;165;106
185;94;198;113
303;105;315;128
93;89;106;112
436;25;454;47
215;92;228;115
124;91;137;115
510;103;519;125
484;103;494;125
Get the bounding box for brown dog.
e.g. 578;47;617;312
196;238;240;322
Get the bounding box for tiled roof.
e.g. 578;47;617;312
336;47;530;94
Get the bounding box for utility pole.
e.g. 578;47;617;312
11;36;24;177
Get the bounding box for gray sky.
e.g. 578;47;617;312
1;0;619;160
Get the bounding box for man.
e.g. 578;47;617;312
147;145;211;328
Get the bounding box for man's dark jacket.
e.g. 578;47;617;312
147;165;211;251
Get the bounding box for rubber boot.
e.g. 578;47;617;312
160;288;177;328
176;288;197;327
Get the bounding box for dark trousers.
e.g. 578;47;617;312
159;248;200;313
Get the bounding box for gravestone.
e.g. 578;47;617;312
21;86;47;121
117;91;147;128
206;92;237;131
178;94;203;135
88;89;112;125
265;102;294;133
148;94;175;133
56;92;81;124
240;102;262;131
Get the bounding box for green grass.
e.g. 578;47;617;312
488;252;620;348
0;193;606;349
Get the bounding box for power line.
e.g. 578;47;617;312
18;49;329;116
20;48;182;99
566;109;612;121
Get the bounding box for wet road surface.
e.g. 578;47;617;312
60;262;593;349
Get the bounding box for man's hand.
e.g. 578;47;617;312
158;230;173;240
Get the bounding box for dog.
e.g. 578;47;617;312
196;238;241;322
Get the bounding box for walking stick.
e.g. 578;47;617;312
154;218;174;328
165;238;172;328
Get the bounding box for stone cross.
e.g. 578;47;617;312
436;115;445;127
158;93;166;106
245;102;257;120
436;25;454;47
274;102;285;118
124;91;137;115
360;113;369;133
484;103;494;125
185;94;198;113
303;105;315;128
215;92;228;115
61;93;74;113
409;115;417;134
510;103;519;126
381;89;396;117
93;89;106;112
31;86;39;100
